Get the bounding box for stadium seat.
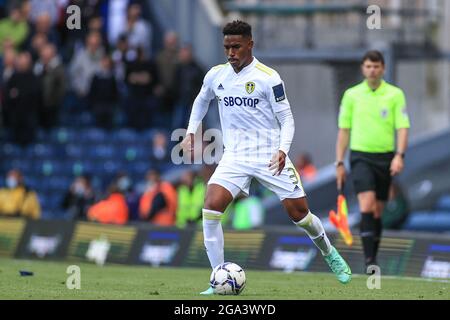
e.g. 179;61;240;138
46;176;72;191
79;111;95;126
32;144;57;159
127;161;151;176
0;143;22;158
88;144;116;160
122;146;151;161
434;194;450;211
49;128;78;144
8;159;33;173
34;160;66;176
112;128;139;143
105;160;123;173
65;144;85;159
79;128;108;143
403;211;450;232
70;161;94;176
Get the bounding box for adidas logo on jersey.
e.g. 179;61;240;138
218;84;224;90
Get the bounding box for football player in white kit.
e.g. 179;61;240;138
180;21;351;294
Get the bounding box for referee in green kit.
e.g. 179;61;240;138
335;50;410;271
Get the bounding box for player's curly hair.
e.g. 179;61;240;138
222;20;252;38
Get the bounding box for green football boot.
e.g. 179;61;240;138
324;246;352;284
199;286;215;295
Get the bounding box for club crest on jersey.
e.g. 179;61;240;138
245;81;255;94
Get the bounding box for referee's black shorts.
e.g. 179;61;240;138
350;150;395;201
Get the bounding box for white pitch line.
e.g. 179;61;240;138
352;274;450;284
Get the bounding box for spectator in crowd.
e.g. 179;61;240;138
382;182;410;229
115;171;140;221
87;180;128;225
105;0;129;47
88;54;118;129
69;31;104;99
34;43;66;129
5;51;41;145
176;170;205;228
156;31;178;114
295;153;317;182
125;46;160;130
231;195;265;230
29;0;59;26
31;13;60;47
0;169;41;219
123;3;152;58
29;32;48;62
0;47;16;126
172;44;204;130
150;131;170;170
139;169;177;226
62;174;96;220
87;15;109;52
58;0;101;62
111;34;134;95
0;3;30;53
1;46;16;84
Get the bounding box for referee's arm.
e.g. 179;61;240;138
391;90;410;176
391;128;408;176
335;128;349;189
335;91;352;190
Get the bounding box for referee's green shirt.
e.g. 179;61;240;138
338;80;410;153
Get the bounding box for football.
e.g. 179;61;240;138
210;262;246;295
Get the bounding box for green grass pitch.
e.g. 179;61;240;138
0;258;448;300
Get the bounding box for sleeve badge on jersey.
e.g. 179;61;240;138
273;83;286;102
402;107;409;118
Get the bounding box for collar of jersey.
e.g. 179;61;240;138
232;56;258;75
363;79;386;94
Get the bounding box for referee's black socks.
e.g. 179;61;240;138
373;217;383;259
360;213;376;266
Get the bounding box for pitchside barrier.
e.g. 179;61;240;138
0;218;449;279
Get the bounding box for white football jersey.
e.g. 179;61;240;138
199;57;292;163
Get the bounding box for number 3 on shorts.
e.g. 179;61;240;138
286;166;300;185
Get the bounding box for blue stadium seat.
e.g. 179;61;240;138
112;128;139;143
79;111;95;126
88;144;116;159
35;129;49;143
49;127;78;144
122;146;151;161
141;129;158;142
0;143;22;158
160;163;176;173
79;128;108;143
70;161;94;176
435;194;450;211
46;176;72;191
34;160;65;176
128;161;151;177
403;211;450;232
65;143;85;159
8;159;33;173
33;143;57;159
39;193;63;212
102;160;123;175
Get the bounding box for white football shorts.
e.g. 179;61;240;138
208;157;306;200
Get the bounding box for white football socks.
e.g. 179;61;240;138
202;209;224;269
294;211;332;256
